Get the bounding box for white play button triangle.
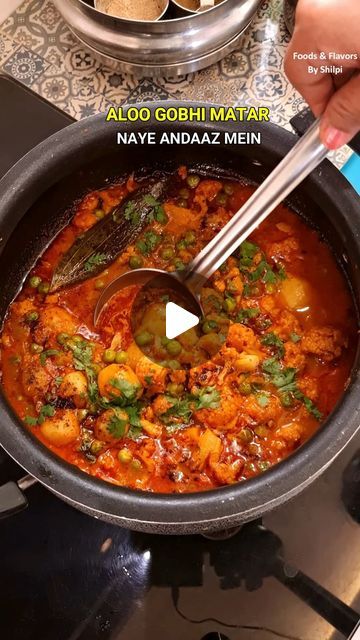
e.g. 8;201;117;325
165;302;199;340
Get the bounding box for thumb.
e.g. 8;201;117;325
320;73;360;149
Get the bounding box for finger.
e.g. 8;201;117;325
320;72;360;148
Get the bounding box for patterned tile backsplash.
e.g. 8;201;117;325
0;0;351;167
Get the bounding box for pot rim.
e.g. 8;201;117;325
0;102;359;529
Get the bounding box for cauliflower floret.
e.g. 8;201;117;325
21;354;51;399
34;305;78;345
267;237;300;263
301;326;346;362
135;356;167;393
194;390;241;430
284;342;306;371
227;324;258;352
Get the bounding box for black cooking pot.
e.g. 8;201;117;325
0;102;359;534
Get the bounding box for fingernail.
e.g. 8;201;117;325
321;124;350;150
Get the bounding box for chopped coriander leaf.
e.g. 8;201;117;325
160;396;193;424
84;253;107;273
109;377;140;403
192;386;220;410
136;230;161;255
107;412;128;438
124;201;140;225
236;307;260;324
301;396;323;420
54;376;64;387
144;375;153;385
26;404;56;426
290;333;301;343
261;332;285;358
277;265;287;280
239;241;259;266
262;358;297;391
38;404;56;424
40;349;60;366
142;194;168;224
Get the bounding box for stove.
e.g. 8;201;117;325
1;74;360;640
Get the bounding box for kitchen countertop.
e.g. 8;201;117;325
0;0;351;168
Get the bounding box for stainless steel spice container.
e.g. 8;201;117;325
53;0;262;76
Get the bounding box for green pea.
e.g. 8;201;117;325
57;332;69;345
92;363;101;376
166;340;182;356
94;208;105;219
173;259;185;271
29;276;42;289
38;282;50;295
258;460;271;472
160;246;175;261
224;184;234;195
90;440;103;455
179;187;190;199
95;279;105;290
177;198;188;208
115;351;128;364
202;319;219;334
103;349;116;363
166;360;181;370
25;311;39;324
216;192;228;206
184;230;196;245
176;239;187;251
135;331;154;347
118;448;133;464
186;174;200;189
129;255;143;269
238;428;253;443
30;343;43;354
167;382;184;396
161;336;170;346
223;297;236;313
238;381;252;395
131;458;142;470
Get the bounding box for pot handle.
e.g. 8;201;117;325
0;474;37;519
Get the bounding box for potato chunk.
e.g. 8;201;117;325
40;410;79;446
95;408;129;443
280;276;312;311
59;371;88;407
98;364;142;401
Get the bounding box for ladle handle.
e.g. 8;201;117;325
185;119;328;293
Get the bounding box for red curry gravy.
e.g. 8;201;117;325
0;168;356;492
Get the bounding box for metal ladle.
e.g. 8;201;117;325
94;120;327;324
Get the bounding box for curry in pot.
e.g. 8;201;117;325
0;168;356;492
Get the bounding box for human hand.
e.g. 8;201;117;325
284;0;360;149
